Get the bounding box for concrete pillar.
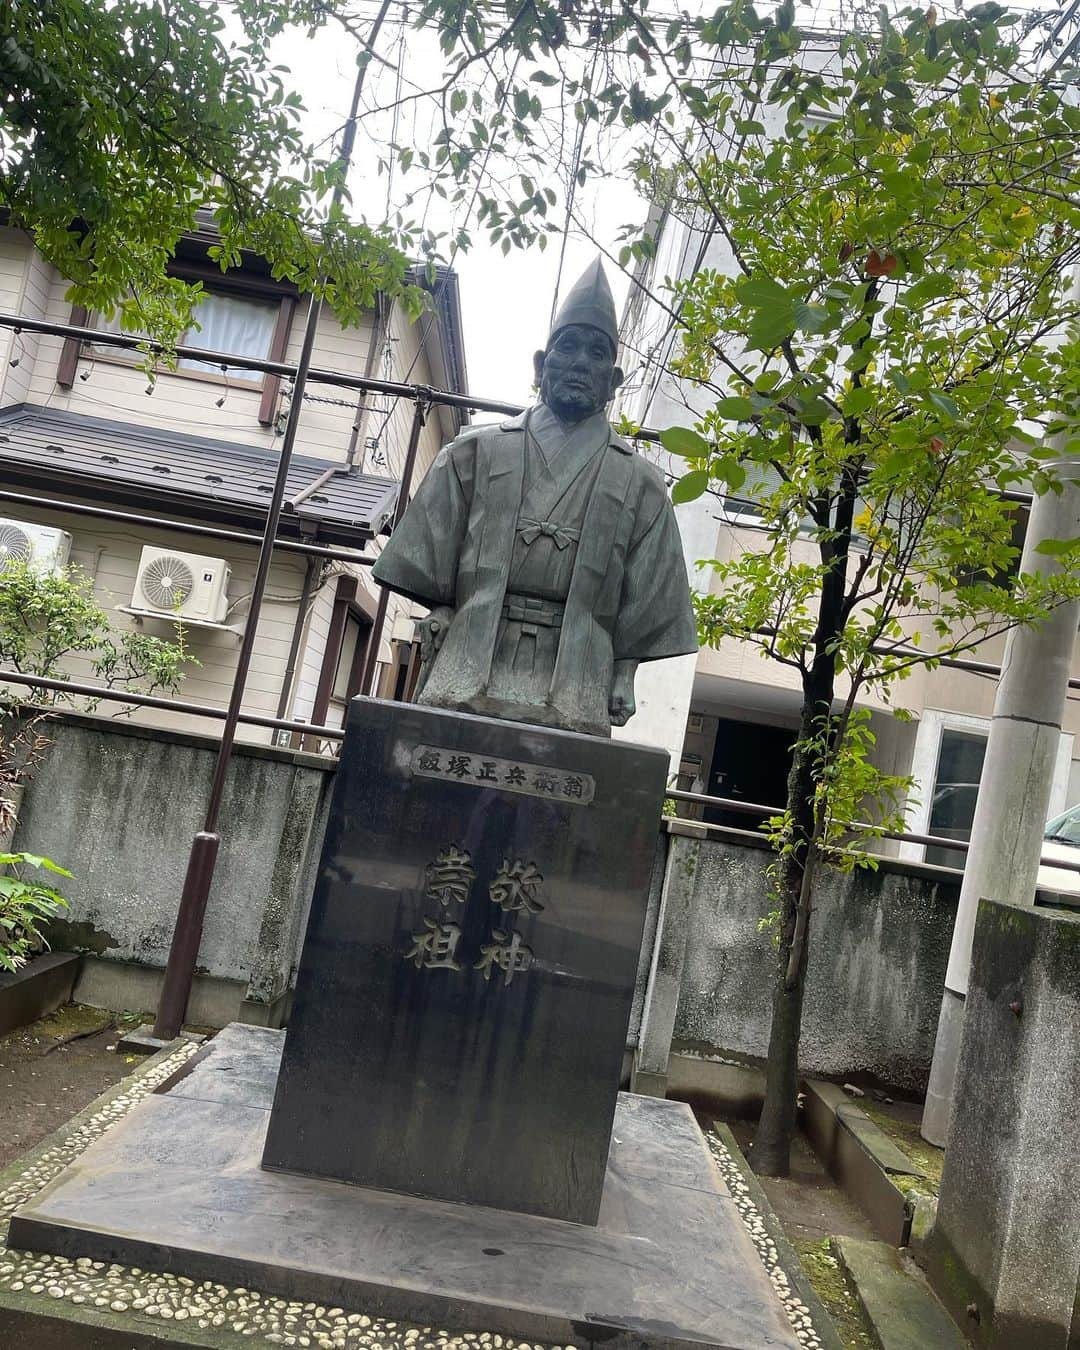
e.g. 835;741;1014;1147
927;898;1080;1349
921;459;1080;1145
630;822;702;1096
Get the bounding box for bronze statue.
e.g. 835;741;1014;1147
371;259;697;737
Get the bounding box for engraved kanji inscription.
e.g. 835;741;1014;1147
475;928;534;987
404;918;463;971
410;744;595;805
489;859;544;914
424;845;477;908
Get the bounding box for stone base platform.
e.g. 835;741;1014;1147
9;1025;799;1350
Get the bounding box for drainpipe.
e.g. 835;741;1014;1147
274;556;321;725
345;293;392;474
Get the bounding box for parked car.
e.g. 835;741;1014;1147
1037;803;1080;901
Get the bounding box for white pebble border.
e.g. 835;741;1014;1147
0;1043;830;1349
706;1132;826;1350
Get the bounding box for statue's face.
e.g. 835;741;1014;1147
534;324;624;423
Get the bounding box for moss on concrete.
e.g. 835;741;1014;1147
861;1103;944;1196
28;1005;115;1041
794;1239;876;1350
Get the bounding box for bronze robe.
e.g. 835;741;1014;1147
371;406;698;736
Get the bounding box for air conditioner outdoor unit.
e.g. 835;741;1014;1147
133;546;231;623
0;518;72;575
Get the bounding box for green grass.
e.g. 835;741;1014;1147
794;1238;877;1350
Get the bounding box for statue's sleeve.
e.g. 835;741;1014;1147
613;472;698;663
370;436;474;609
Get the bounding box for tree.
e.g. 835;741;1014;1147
631;2;1080;1174
0;560;193;824
0;0;428;343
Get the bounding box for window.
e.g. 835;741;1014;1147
924;729;987;869
331;614;366;704
94;287;279;383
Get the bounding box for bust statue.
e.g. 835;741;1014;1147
371;259;698;737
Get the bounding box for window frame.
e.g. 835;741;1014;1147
56;262;298;427
899;708;1074;869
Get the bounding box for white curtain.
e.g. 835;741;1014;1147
94;289;278;383
178;291;278;382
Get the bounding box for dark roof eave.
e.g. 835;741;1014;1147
0;460;387;549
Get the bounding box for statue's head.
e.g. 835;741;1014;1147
534;259;624;423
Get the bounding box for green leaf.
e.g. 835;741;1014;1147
714;396;754;421
888;369;912;395
1034;537;1080;558
671;470;709;504
900;273;953;308
660;426;710;457
794;303;829;335
716;457;747;491
841;386;876;418
748;308;796;352
927;391;960;420
735;276;791;310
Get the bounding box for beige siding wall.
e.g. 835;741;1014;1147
0;231;51;407
353;301;464;680
0;493;315;744
0;235;465;750
0;232;376;462
289;577;338;727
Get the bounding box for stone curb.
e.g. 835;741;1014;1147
0;950;80;1037
831;1235;967;1350
800;1081;927;1247
709;1123;846;1350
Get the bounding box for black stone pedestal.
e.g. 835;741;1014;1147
262;698;668;1225
10;1026;801;1350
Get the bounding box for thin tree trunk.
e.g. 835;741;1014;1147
750;699;821;1177
751;456;859;1176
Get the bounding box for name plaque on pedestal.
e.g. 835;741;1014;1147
262;697;667;1225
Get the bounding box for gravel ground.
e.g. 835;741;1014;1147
0;1014;840;1349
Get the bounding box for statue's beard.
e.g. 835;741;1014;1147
541;378;605;424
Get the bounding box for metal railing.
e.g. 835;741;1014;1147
665;788;1080;876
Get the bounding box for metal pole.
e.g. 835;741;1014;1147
151;19;391;1038
0;668;345;739
361;395;429;695
152;291;327;1037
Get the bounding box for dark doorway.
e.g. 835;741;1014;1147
705;717;796;830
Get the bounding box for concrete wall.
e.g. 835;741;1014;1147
9;710;335;1026
658;823;961;1093
11;711;964;1094
928;899;1080;1349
